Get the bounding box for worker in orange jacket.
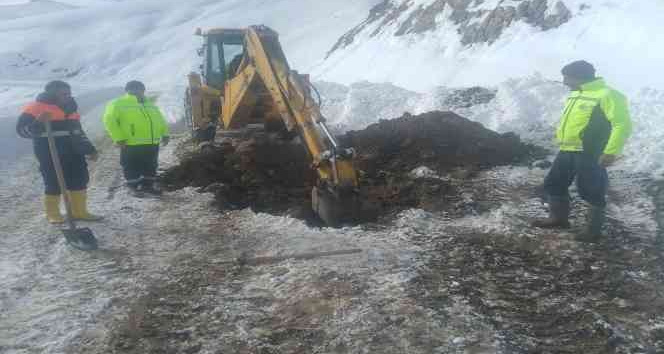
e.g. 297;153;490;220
16;80;102;223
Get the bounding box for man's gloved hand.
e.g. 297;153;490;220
116;140;127;148
161;136;170;146
87;152;99;162
599;154;617;167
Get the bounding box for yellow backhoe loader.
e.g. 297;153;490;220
185;25;360;227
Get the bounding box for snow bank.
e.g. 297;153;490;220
319;75;664;176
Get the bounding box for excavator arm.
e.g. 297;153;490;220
189;26;360;226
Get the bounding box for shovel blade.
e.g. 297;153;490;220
63;227;98;251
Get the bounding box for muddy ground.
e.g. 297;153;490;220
161;110;545;224
105;169;664;354
99;111;664;354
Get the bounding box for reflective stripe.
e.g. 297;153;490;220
559;143;583;151
117;105;159;111
38;129;82;138
573;96;600;103
39;131;71;137
131;138;155;143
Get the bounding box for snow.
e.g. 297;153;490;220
409;166;443;180
0;0;379;129
0;0;379;100
314;0;664;96
0;1;74;20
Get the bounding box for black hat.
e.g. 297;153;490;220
44;80;70;94
125;80;146;92
561;60;596;80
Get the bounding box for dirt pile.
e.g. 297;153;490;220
341;110;531;174
161;111;544;223
341;111;543;219
161;136;315;218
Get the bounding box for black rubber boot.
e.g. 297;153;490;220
127;183;145;198
576;205;605;243
532;196;571;229
142;179;162;196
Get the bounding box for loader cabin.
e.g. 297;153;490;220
196;28;246;90
191;26;292;134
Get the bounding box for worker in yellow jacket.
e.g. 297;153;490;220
532;61;632;242
103;81;170;196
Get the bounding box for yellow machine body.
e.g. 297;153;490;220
185;26;359;226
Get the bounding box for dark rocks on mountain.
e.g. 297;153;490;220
9;53;46;68
395;0;446;36
326;0;395;57
450;0;572;45
523;0;573;30
328;0;573;56
459;5;519;44
372;1;411;37
441;86;496;108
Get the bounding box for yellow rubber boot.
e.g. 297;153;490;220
44;194;64;224
69;190;103;221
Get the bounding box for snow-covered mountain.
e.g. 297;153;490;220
0;0;376;84
4;0;663;93
314;0;664;93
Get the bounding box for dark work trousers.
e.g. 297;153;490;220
33;138;89;195
120;145;159;188
544;151;608;207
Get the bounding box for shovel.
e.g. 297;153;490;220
44;119;98;250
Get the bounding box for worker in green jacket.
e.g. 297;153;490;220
532;61;632;242
103;81;170;196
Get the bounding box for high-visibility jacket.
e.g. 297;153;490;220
556;78;631;156
103;94;169;146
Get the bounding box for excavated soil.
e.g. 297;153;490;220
162;135;315;218
161;111;545;224
340;111;544;220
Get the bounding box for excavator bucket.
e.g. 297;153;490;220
312;187;361;227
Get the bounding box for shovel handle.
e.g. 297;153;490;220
44;120;77;230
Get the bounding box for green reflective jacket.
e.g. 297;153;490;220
103;94;169;146
556;78;631;156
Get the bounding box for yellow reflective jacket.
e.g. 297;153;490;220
556;78;631;156
103;94;169;146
